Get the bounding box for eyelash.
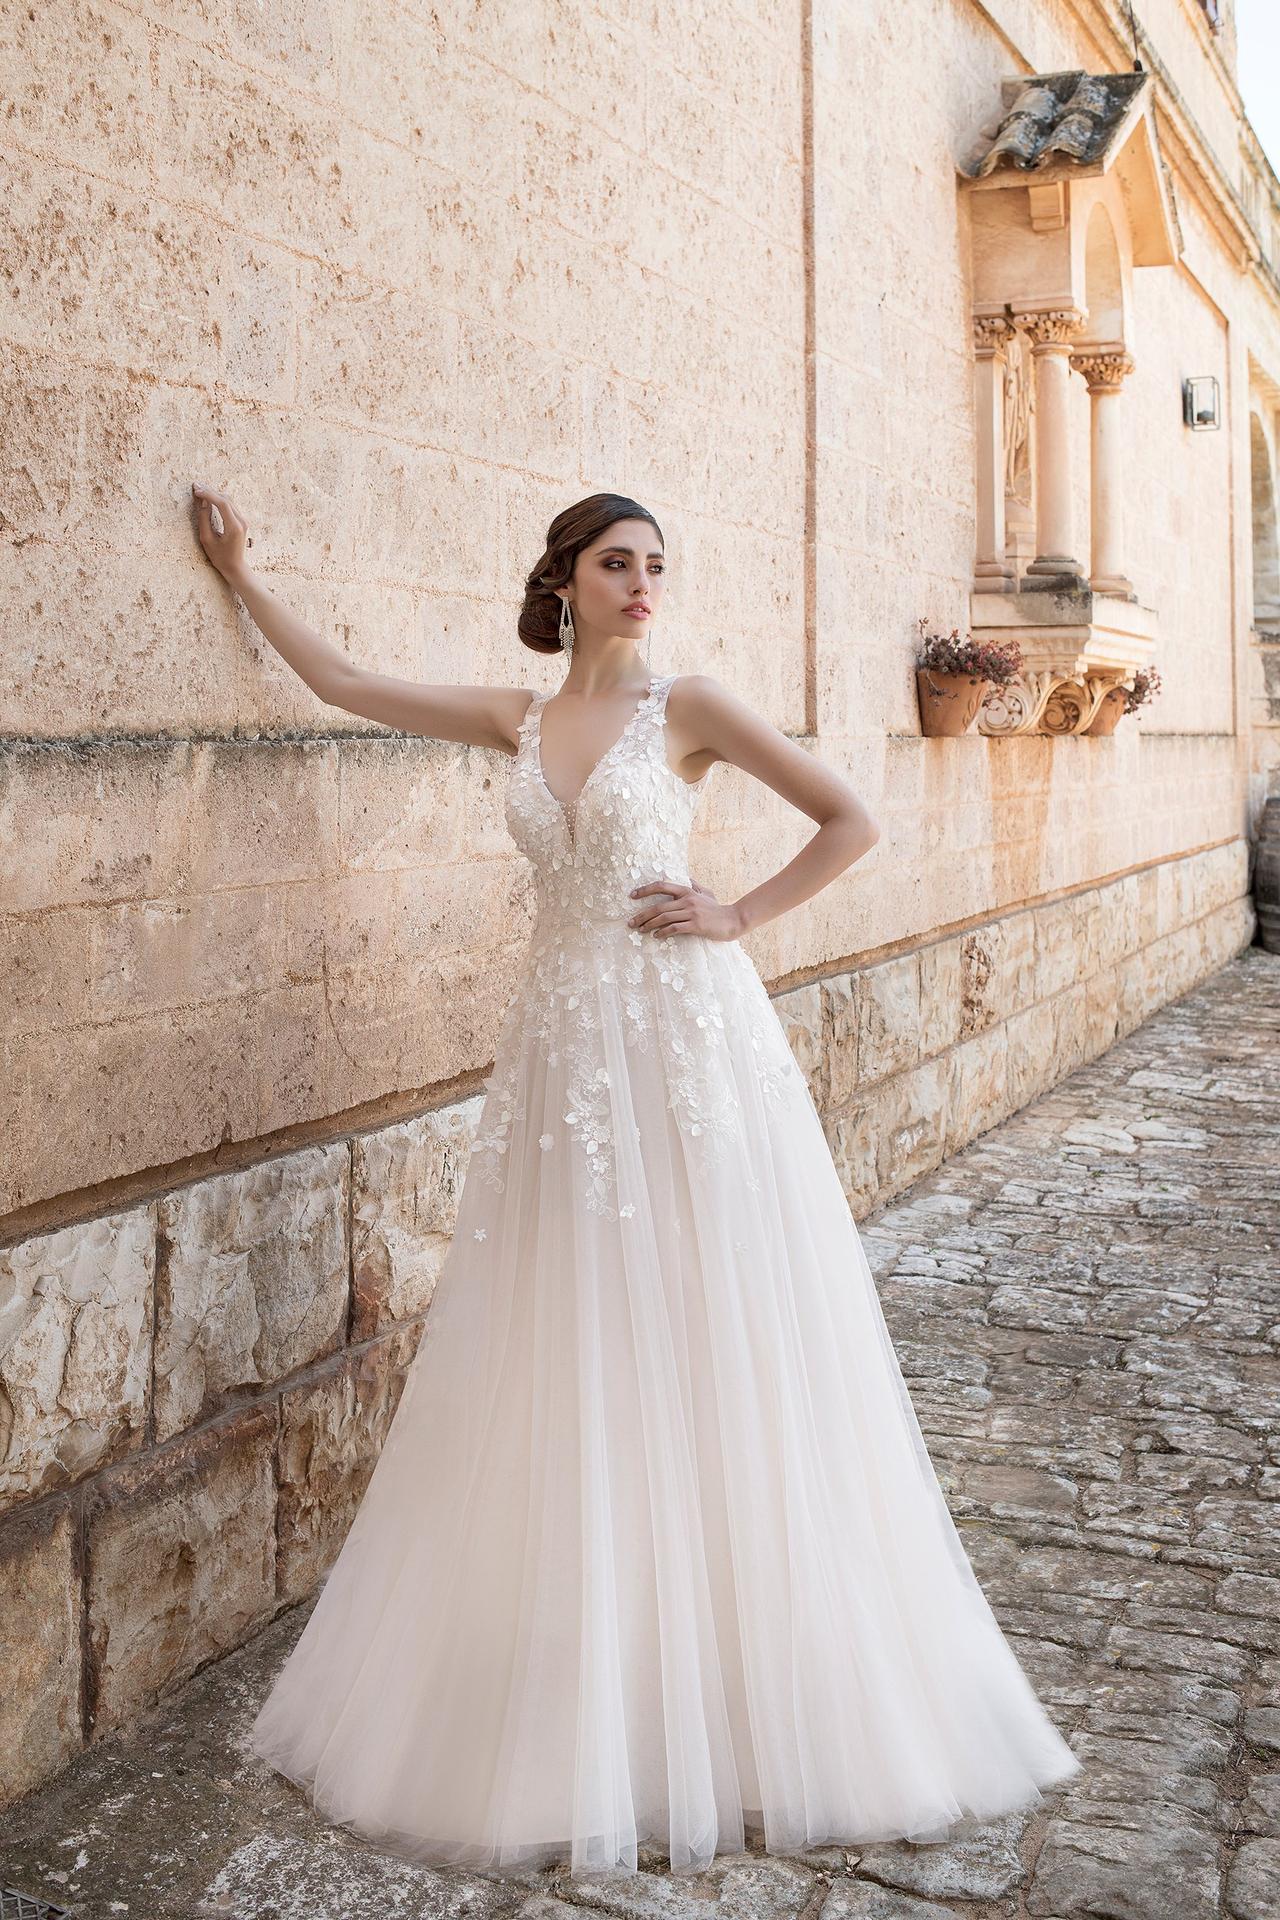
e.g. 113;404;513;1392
605;559;664;571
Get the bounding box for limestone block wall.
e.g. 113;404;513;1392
3;0;1276;1812
0;838;1254;1807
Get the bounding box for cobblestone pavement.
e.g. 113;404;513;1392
3;946;1277;1920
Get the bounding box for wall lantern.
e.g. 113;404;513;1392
1182;374;1221;430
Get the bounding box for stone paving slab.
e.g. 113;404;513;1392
2;947;1277;1920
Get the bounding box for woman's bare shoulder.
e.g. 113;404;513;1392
665;671;756;734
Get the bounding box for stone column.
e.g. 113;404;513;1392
1013;307;1089;586
972;313;1016;592
1071;346;1137;597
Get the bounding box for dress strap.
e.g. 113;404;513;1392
515;688;548;748
516;675;675;761
645;671;679;722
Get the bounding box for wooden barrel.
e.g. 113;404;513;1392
1255;794;1280;953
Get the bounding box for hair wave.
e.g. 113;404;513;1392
518;492;664;653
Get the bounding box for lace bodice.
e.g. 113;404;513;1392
469;671;808;1216
505;672;708;932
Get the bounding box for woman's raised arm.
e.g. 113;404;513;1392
191;482;531;753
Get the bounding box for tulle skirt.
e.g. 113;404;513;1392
248;927;1081;1876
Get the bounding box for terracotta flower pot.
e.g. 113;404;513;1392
915;667;988;737
1085;685;1127;735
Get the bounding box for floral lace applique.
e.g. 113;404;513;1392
468;672;805;1217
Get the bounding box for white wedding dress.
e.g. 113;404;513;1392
248;670;1081;1876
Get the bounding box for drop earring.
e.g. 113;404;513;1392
559;593;575;667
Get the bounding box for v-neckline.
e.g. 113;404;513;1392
531;676;662;842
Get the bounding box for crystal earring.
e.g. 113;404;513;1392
559;592;575;666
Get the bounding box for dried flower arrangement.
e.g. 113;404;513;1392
914;619;1024;736
915;619;1023;687
1123;666;1162;714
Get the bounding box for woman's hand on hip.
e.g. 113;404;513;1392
627;880;744;941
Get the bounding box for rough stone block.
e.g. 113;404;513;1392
1004;1000;1058;1111
1035;900;1079;1001
0;1499;80;1802
1083;966;1121;1059
824;1104;878;1219
820;972;860;1107
772;980;827;1107
275;1323;423;1605
945;1024;1009;1154
154;1147;349;1442
351;1100;481;1341
85;1404;276;1738
0;1207;155;1511
858;952;920;1082
918;934;964;1057
873;1059;947;1198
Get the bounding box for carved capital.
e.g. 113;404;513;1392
1070;348;1136;391
1010;307;1089;350
972;312;1017;357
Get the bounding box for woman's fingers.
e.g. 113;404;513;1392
191;483;253;562
193;484;249;533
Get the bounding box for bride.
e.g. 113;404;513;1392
192;481;1080;1879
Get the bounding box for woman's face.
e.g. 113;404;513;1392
565;519;666;642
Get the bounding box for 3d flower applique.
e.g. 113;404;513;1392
619;1202;636;1218
474;1226;487;1240
489;668;740;1219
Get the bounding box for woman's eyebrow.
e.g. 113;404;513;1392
596;545;665;558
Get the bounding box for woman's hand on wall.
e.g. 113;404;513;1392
191;483;254;583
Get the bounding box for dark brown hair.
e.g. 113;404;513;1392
518;492;665;653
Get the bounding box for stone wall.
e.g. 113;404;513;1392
0;836;1254;1807
3;0;1276;1820
4;0;1275;1221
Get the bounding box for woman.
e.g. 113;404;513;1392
192;482;1080;1879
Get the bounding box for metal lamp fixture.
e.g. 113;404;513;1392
1182;374;1221;430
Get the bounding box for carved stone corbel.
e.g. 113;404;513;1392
976;671;1059;736
1040;670;1130;734
977;667;1130;736
969;582;1153;737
